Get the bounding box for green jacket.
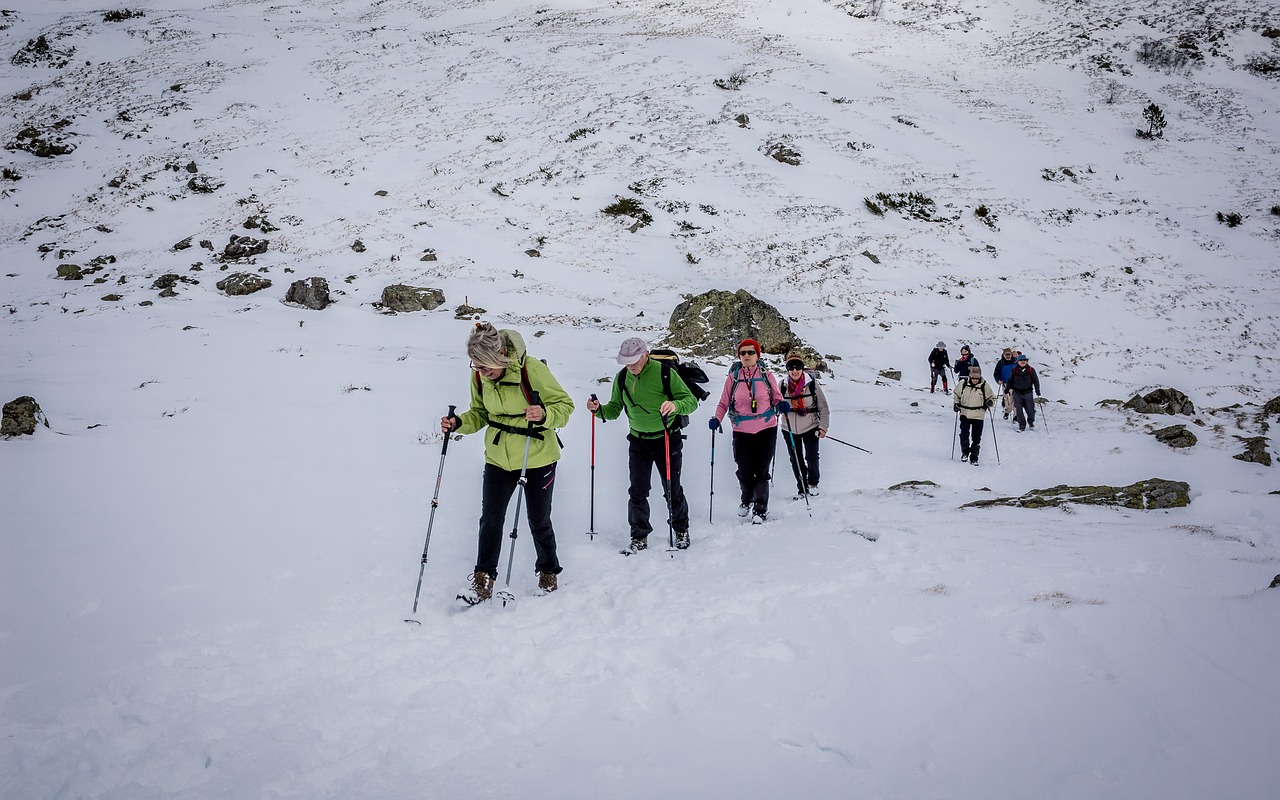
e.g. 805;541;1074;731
594;357;697;437
457;330;574;470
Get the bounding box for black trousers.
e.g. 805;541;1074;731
476;461;560;577
627;432;689;539
930;367;949;389
1011;390;1036;427
959;416;984;457
782;427;821;491
733;426;778;513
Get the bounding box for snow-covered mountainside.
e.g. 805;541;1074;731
2;1;1277;797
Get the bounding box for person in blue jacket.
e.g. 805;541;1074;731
992;347;1019;419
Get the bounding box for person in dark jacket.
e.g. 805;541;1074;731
953;367;997;465
953;345;978;383
1006;353;1041;431
927;341;951;394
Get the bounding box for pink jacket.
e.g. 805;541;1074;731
713;365;782;434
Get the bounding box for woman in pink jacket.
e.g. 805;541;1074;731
708;339;789;524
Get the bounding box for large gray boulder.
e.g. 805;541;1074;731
1152;424;1197;448
1124;388;1194;415
2;396;48;437
380;284;445;312
220;235;269;261
216;272;272;296
666;288;822;366
285;277;331;310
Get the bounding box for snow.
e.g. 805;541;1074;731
2;0;1278;797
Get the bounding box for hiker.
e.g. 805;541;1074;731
927;341;951;394
779;352;830;498
953;345;978;382
992;347;1019;419
1006;353;1042;431
953;367;996;465
585;337;698;553
443;323;574;604
708;339;788;523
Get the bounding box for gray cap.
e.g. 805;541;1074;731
616;337;649;365
936;341;946;348
968;367;981;378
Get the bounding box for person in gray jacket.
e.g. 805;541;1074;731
778;353;830;497
952;367;997;465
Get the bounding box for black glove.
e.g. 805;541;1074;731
708;418;722;432
952;403;960;413
985;399;994;409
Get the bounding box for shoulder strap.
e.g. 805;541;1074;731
659;361;673;400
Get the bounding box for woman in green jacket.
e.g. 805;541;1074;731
443;323;574;604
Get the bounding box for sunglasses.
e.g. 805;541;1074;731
787;363;804;371
739;349;757;356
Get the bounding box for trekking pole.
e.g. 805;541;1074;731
951;412;958;460
986;407;1002;465
825;435;873;454
499;391;539;606
661;414;676;555
709;425;716;524
586;393;598;540
784;426;812;517
1037;397;1049;431
406;404;456;623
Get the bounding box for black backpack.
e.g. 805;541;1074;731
616;348;710;430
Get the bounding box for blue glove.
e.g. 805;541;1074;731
708;418;722;432
775;400;791;414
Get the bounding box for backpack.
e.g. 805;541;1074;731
474;356;565;446
783;369;821;416
727;361;778;423
616;348;709;430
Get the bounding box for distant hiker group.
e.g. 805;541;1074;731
930;341;1044;466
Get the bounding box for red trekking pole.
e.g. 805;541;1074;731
662;415;676;555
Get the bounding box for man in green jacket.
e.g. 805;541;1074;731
585;337;698;552
444;323;574;604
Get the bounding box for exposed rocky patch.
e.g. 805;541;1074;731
11;35;74;69
962;478;1191;510
7;120;77;158
2;396;48;437
219;236;269;261
285;277;331;310
216;272;272;296
379;285;445;312
1232;436;1272;466
1152;424;1197;448
1125;388;1195;415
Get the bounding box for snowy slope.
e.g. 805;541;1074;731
2;0;1278;798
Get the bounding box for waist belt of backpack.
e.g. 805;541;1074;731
959;403;986;411
729;408;776;424
488;418;546;444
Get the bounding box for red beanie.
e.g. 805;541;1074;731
738;338;761;354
